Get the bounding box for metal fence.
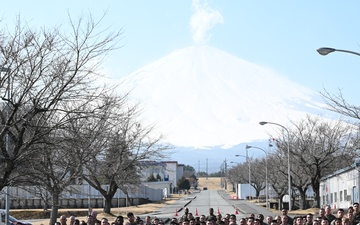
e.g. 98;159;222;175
0;184;164;209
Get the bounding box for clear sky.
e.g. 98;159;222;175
3;1;360;107
3;0;360;173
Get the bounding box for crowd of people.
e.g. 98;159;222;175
166;204;360;225
54;211;167;225
53;203;360;225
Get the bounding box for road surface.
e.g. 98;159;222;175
141;190;277;221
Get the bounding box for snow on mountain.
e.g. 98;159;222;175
120;45;327;149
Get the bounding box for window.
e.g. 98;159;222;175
334;192;337;202
326;194;329;204
331;193;333;203
340;191;343;201
344;190;348;201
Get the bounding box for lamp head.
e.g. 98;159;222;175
317;47;336;56
259;121;268;126
245;145;252;149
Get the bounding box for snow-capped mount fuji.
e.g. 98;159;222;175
120;45;326;148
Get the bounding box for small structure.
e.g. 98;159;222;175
236;183;256;199
320;162;360;209
139;160;184;194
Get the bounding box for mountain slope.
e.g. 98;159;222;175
120;45;326;148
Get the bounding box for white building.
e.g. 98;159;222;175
163;161;184;188
139;160;184;193
320;162;360;209
139;161;168;182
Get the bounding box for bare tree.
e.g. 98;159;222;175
249;158;266;197
226;158;267;199
58;95;168;213
275;115;356;208
289;158;312;209
80;100;169;214
226;164;244;193
30;93;131;224
322;89;360;121
0;14;122;225
267;153;288;209
270;133;312;209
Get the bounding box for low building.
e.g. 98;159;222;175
139;160;184;193
320;162;360;209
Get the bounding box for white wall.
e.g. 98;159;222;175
320;164;360;209
163;161;183;189
237;183;256;199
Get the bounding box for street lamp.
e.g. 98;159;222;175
230;161;242;197
246;145;268;210
317;47;360;57
235;155;251;192
234;154;251;199
259;121;291;211
242;147;253;200
1;67;11;225
88;181;91;215
223;159;228;190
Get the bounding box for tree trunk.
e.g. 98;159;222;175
101;183;118;214
291;194;296;210
125;193;132;206
298;189;307;210
255;188;261;197
104;195;113;214
49;192;60;225
279;194;284;210
312;178;321;208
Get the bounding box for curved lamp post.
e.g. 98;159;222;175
246;145;268;210
235;153;251;200
317;47;360;57
259;121;291;211
230;161;240;196
1;67;11;225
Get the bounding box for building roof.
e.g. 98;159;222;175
321;162;360;181
139;160;166;168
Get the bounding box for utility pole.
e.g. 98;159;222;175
2;67;11;225
224;159;227;190
206;158;208;180
198;160;200;177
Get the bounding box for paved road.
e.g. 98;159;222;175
184;190;240;216
141;190;278;222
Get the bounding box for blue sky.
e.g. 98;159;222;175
3;1;360;172
3;1;360;107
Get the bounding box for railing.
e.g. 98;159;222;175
0;184;164;209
